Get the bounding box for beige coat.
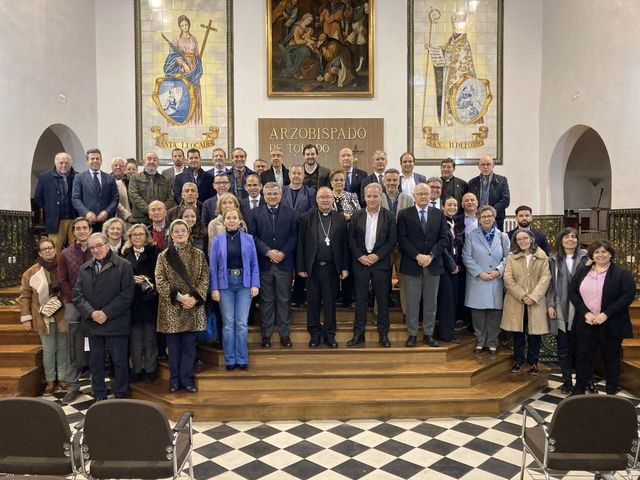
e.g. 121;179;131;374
19;263;66;334
501;248;551;335
155;243;209;334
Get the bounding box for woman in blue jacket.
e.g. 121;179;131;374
210;207;260;371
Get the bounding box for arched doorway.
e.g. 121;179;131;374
563;128;611;212
31;124;85;195
547;125;611;213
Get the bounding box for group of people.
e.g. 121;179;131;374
20;144;634;402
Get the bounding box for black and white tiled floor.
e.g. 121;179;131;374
49;373;639;480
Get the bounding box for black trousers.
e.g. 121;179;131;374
306;264;338;339
353;266;390;336
89;335;129;399
166;331;197;389
575;323;622;394
436;270;457;341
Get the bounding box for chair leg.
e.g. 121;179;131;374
188;453;194;480
519;445;527;480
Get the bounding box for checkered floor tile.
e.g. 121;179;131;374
48;372;639;479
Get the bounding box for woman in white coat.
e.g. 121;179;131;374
462;205;510;354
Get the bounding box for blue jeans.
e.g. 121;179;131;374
39;321;69;382
219;274;251;366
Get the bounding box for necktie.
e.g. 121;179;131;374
95;261;102;275
269;208;277;235
420;209;427;234
92;171;101;194
345;171;351;191
251;199;258;209
430;201;437;208
377;174;383;184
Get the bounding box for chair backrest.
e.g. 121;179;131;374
83;399;172;461
548;395;638;454
0;397;71;458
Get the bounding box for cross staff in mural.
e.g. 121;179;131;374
153;15;217;126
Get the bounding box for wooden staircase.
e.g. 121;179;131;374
619;301;640;396
131;308;549;422
0;289;44;397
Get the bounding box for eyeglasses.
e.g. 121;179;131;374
88;243;107;251
131;232;146;237
479;215;495;220
39;246;55;252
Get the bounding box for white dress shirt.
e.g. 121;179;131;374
365;208;380;253
401;174;416;195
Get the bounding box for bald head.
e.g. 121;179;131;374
54;152;72;175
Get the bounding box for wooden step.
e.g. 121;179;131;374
157;354;512;391
0;344;43;367
633;319;640;337
0;366;43;397
0;306;20;324
0;324;41;345
622;338;640;359
0;285;20;299
198;336;476;367
631;302;640;321
245;321;412;343
131;367;549;422
620;359;640;398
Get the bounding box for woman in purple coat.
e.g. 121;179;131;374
210;208;260;371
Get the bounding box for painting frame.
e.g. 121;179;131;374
407;0;503;166
135;0;234;165
267;0;375;98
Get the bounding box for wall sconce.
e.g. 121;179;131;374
58;92;68;103
468;0;479;12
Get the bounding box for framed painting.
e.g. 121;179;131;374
267;0;374;97
135;0;233;165
408;0;503;165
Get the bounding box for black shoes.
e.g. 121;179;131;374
423;335;439;347
347;335;365;347
560;382;573;394
144;371;157;384
324;337;338;348
308;337;321;348
405;336;417;347
510;362;522;373
280;336;293;348
379;335;391;348
238;364;248;371
226;364;237;372
261;337;272;348
62;388;80;405
169;385;180;393
130;372;143;383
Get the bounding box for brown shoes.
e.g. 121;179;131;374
43;381;57;395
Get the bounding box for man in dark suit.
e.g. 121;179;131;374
161;148;186;186
260;149;290;188
302;144;331;191
239;174;266;221
507;205;551;254
283;164;317;308
359;149;388;205
440;157;468;214
339;147;367;199
296;186;349;348
347;183;397;348
467;155;510;230
71;148;119;232
397;183;449;347
201;172;233;228
249;182;298;348
228;147;256;200
398;152;427;196
173;148;215;204
34;152;78;252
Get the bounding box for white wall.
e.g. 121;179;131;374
3;0;545;214
0;1;98;211
540;0;640;211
